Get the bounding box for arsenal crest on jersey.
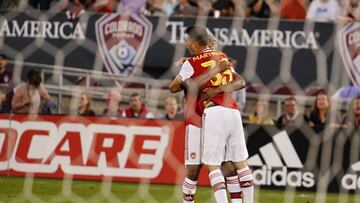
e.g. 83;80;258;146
96;14;152;76
339;22;360;86
190;152;196;159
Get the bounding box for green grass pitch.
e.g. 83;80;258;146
0;176;358;203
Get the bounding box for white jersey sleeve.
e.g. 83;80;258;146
178;60;194;81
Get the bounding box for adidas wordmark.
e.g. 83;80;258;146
248;131;315;188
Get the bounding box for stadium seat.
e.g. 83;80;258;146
124;82;146;89
272;84;297;95
246;83;269;94
305;86;327;96
75;76;100;86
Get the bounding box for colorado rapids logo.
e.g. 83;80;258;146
96;14;152;76
339;22;360;86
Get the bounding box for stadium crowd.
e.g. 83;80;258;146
0;0;359;22
0;54;359;132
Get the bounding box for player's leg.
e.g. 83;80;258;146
221;161;242;203
183;165;202;203
207;165;228;203
233;161;253;203
202;106;229;203
183;124;202;203
227;109;254;203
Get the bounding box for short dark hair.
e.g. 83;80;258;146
130;92;141;98
185;26;208;46
27;69;42;87
0;54;7;60
285;96;296;103
283;96;297;107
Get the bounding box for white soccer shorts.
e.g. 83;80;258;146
184;124;202;165
201;106;249;166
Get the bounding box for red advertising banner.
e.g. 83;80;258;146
0;114;210;185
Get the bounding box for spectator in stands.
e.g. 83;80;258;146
280;0;306;20
102;90;122;118
48;0;67;12
161;0;177;16
144;0;167;15
338;0;360;23
4;0;19;9
248;99;274;125
246;0;279;18
161;96;182;120
308;90;330;128
0;54;12;85
116;0;146;15
232;0;247;17
276;97;308;127
172;0;198;16
92;0;114;13
306;0;341;22
197;0;213;16
0;53;16;112
0;90;5;112
211;0;235;17
123;93;154;119
66;0;87;20
340;96;360;129
78;92;95;116
12;69;51;114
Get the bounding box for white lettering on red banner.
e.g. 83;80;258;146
0;119;169;179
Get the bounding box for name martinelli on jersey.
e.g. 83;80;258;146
167;21;318;49
0;19;85;39
192;51;222;61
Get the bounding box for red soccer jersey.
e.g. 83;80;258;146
180;71;202;128
183;95;202;127
179;48;239;114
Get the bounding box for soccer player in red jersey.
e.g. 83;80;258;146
171;56;235;203
171;34;243;203
170;26;253;203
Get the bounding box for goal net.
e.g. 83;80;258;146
0;6;359;203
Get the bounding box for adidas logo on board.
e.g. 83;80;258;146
248;131;315;188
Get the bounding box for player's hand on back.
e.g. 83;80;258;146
217;59;231;71
174;57;190;67
201;87;221;101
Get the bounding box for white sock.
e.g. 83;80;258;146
209;169;228;203
182;177;197;203
226;176;242;203
237;166;254;203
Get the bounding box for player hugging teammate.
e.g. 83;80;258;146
170;26;254;203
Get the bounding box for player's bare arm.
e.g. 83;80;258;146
201;73;246;101
169;75;184;93
221;72;246;92
174;57;190;67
